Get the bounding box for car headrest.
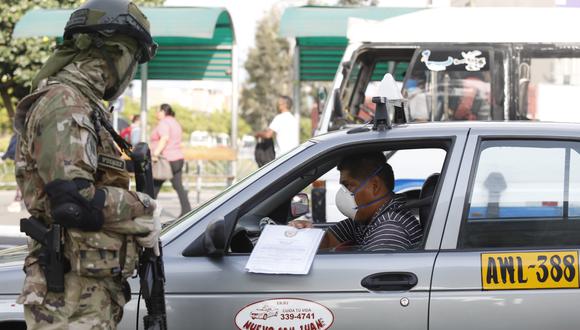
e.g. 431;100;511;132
420;173;440;200
418;173;440;229
403;173;441;210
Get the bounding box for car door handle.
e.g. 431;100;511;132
361;272;418;291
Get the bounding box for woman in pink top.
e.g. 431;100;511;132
151;103;191;216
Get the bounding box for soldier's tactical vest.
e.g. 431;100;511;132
67;112;139;279
16;82;140;280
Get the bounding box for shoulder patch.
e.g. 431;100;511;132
98;154;126;171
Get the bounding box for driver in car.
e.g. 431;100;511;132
290;152;422;251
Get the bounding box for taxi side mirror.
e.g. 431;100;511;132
182;219;226;258
291;193;310;218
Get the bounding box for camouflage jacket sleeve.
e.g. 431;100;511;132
26;85;154;231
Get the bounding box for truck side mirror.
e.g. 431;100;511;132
341;60;351;77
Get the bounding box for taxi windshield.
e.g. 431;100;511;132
161;142;315;242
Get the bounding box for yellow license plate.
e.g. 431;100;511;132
481;251;579;290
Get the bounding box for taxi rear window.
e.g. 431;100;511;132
459;140;580;249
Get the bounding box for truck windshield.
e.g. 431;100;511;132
402;48;493;122
339;47;495;125
332;44;580;131
358;61;409;122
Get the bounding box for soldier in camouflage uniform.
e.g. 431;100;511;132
14;0;161;328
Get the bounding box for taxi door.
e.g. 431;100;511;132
154;130;468;330
430;127;580;329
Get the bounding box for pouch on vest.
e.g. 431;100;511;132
67;229;124;277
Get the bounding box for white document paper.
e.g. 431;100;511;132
245;225;324;275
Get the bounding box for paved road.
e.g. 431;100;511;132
0;189;221;248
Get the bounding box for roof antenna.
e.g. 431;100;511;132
372;73;407;131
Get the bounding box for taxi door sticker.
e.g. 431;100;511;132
481;251;579;290
235;298;334;330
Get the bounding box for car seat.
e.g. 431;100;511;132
404;173;440;230
418;173;440;230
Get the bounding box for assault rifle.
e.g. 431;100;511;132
20;218;66;293
93;108;167;330
132;142;168;330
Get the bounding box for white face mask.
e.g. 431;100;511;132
335;164;390;220
335;185;358;219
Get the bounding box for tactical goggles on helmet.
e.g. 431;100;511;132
64;4;157;64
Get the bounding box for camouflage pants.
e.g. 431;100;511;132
23;272;124;330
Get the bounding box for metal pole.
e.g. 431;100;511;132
230;44;238;183
293;44;301;139
430;72;437;122
196;159;202;204
112;106;119;131
140;63;148;143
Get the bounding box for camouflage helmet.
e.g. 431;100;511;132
63;0;157;63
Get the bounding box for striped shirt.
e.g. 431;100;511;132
328;194;423;252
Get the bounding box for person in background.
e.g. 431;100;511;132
2;133;21;212
120;114;141;145
151;103;192;216
405;78;430;122
130;115;142;146
255;95;299;157
451;72;490;121
310;102;319;137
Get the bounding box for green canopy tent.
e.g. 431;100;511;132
279;6;423;117
12;6;239;153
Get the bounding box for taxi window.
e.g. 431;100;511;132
233;144;449;254
459;140;580;249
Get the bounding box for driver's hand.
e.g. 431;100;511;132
288;220;313;229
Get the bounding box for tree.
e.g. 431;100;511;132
122;99;252;140
0;0;162;131
240;8;292;131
